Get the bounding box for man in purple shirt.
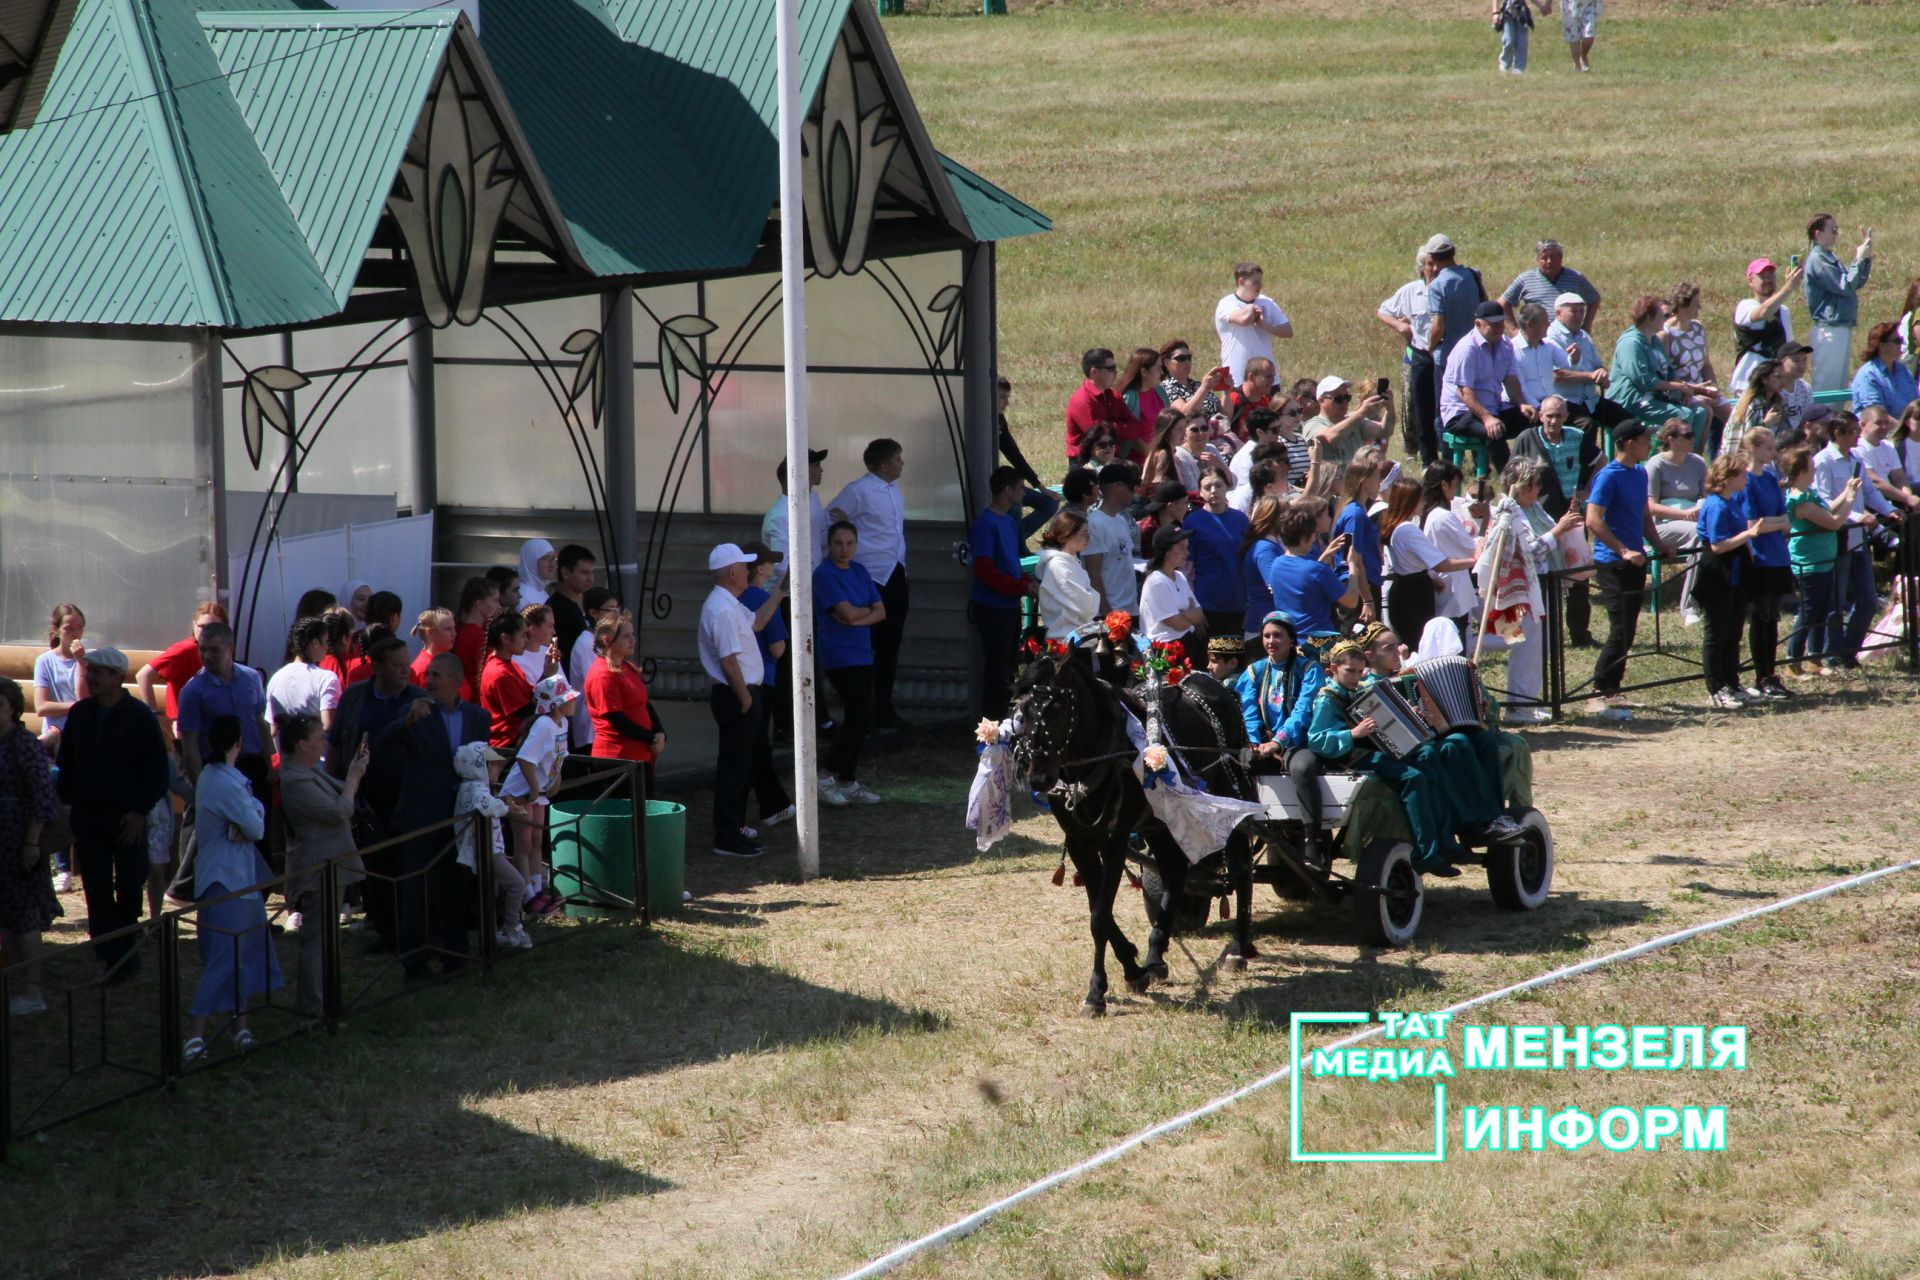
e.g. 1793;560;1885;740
1439;300;1536;470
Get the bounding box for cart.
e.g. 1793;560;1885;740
1132;769;1553;949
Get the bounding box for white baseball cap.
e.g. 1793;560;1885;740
1553;291;1587;309
707;543;754;572
1315;375;1350;399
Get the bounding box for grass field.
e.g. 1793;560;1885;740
11;4;1920;1279
887;1;1920;478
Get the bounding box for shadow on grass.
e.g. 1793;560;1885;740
672;738;1056;893
5;927;941;1280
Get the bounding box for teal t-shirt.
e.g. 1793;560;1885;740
1785;489;1837;574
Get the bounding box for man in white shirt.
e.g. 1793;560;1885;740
1729;257;1801;396
1214;262;1293;383
1378;248;1439;461
1811;417;1896;668
1228;408;1280;486
1083;464;1141;616
1506;302;1579;409
761;449;829;570
699;543;767;858
827;438;911;730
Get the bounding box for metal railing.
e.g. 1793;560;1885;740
0;760;648;1157
1504;523;1920;718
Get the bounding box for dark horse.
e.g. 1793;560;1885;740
1010;648;1260;1016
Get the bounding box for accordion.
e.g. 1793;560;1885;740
1347;680;1435;761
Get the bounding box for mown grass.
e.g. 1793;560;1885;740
10;6;1920;1280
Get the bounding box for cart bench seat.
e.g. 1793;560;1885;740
1253;772;1368;827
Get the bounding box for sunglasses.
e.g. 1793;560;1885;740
1672;432;1693;440
1169;352;1192;362
1330;393;1351;404
1096;363;1117;372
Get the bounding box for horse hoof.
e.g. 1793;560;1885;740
1124;973;1152;994
1080;1000;1107;1018
1144;961;1170;981
1223;954;1247;973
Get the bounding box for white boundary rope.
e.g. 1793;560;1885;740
833;855;1920;1280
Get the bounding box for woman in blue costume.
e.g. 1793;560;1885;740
1237;612;1326;859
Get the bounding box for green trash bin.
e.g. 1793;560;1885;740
548;798;686;920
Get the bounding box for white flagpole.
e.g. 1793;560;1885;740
775;0;819;879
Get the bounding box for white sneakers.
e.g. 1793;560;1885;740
53;870;71;893
762;804;797;827
818;775;881;806
494;927;534;950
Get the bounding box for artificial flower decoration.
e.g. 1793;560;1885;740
1103;611;1134;646
1047;639;1071;659
1141;744;1169;772
1137;639;1194;686
975;717;1002;746
1022;636;1043;657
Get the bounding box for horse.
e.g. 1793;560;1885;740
1129;668;1260;960
1010;646;1259;1016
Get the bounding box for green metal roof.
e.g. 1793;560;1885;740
939;151;1049;243
201;10;454;299
0;0;337;326
0;0;1046;329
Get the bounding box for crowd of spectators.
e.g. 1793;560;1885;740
975;218;1914;730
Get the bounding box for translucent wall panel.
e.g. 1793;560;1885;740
286;362;409;503
1;479;214;651
434;296;613;510
693;251;963;371
0;334;197;477
219;326;412;506
0;333;210;649
704;370;965;521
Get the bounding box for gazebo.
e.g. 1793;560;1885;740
0;0;1046;708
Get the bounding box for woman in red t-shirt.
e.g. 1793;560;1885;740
409;606;456;687
479;611;557;750
136;600;227;731
478;611;533;750
451;576;499;702
584;613;665;791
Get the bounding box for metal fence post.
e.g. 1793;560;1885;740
158;913;181;1081
322;860;342;1031
476;814;497;976
1;959;13;1161
1545;572;1565;718
633;762;651;926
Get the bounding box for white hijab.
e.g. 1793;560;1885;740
518;538;555;607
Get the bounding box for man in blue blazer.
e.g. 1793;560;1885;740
382;652;490;977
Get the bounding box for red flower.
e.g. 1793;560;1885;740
1162;640;1186;665
1047;639;1071;658
1166;668;1185;685
1103;610;1134;646
1023;637;1042;657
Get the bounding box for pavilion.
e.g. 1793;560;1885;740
0;0;1047;708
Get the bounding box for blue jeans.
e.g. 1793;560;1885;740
1019;485;1059;541
1786;569;1836;663
1500;18;1530;70
1837;542;1877;663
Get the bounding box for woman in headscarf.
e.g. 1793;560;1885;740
338;581;372;632
517;539;557;609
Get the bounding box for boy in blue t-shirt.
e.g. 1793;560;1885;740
1582;421;1671;716
813;521;886;806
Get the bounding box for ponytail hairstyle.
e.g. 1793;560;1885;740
485;609;526;654
413;607;452;643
